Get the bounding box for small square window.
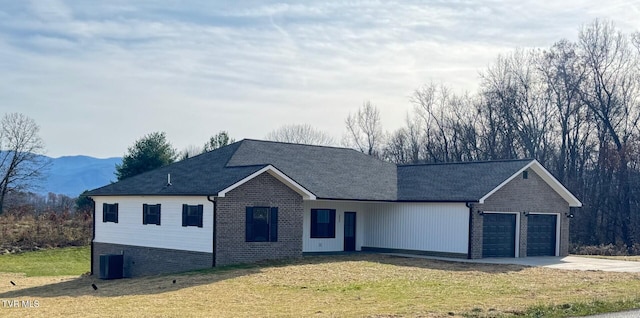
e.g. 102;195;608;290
523;171;529;179
182;204;204;227
143;204;161;225
103;203;118;223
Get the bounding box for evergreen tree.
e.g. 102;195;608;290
115;132;176;181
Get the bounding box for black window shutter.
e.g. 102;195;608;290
157;204;161;225
143;204;148;224
245;207;253;241
114;203;119;223
270;207;278;242
329;209;336;237
182;204;188;227
102;203;107;223
310;210;316;237
198;205;204;228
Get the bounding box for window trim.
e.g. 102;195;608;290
103;203;118;223
142;204;161;226
182;204;204;227
310;209;336;238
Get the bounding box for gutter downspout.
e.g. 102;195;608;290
90;197;96;276
466;202;474;259
207;196;217;267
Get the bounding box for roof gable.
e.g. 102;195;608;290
398;159;581;207
398;159;533;202
217;165;316;200
478;160;581;207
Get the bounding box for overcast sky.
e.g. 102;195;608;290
1;0;639;158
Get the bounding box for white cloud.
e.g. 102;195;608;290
0;0;638;157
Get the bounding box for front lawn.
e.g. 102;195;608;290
1;250;639;317
0;246;90;276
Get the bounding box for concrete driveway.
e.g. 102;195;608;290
388;254;640;272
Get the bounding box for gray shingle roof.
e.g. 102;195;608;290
87;139;535;202
87;139;398;200
397;159;533;201
226;139;398;200
86;142;266;196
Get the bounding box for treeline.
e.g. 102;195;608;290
0;192;92;254
367;20;640;250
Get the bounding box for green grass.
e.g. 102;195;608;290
1;250;640;317
0;246;90;276
463;298;640;317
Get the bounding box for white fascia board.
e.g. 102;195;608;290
217;165;316;200
479;160;582;207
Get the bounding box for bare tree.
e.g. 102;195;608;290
632;32;640;54
411;83;480;162
479;49;555;163
343;101;385;157
0;113;49;214
404;114;424;163
578;19;640;246
383;128;409;164
382;114;424;164
538;39;590;185
390;19;640;249
265;124;336;146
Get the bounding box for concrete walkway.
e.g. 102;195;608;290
581;309;640;317
386;254;640;273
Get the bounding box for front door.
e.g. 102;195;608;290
344;212;356;251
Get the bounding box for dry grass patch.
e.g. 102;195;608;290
1;254;640;317
580;255;640;262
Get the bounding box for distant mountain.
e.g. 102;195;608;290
38;155;122;197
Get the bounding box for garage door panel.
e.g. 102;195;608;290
482;213;516;258
527;214;557;256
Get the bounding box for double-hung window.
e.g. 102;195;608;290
143;204;161;225
245;206;278;242
182;204;204;227
103;203;118;223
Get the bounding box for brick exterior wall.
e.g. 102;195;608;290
469;168;570;258
215;172;304;266
92;242;213;278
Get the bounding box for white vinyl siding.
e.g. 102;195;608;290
303;201;366;252
93;196;213;253
363;202;469;254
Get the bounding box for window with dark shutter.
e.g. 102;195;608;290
143;204;161;225
103;203;119;223
311;209;336;238
182;204;204;227
245;206;278;242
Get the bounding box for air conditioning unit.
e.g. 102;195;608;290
99;254;124;280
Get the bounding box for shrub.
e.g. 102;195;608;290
0;207;92;254
570;243;640;256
